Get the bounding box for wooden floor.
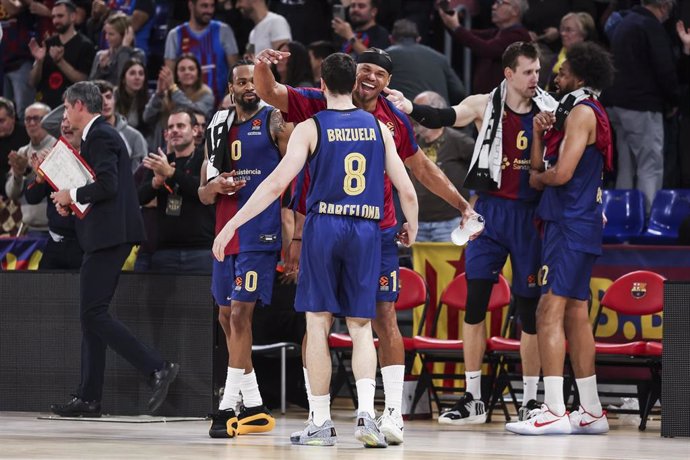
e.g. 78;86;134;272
1;408;688;459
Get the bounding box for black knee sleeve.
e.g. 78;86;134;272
464;279;495;325
515;295;539;335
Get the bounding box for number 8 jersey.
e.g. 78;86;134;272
306;109;386;221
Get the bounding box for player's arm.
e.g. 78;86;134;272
254;49;291;113
213;120;314;260
385;88;487;129
270;108;295;156
198;143;245;204
380;122;418;246
531;105;594;188
530;111;556;172
404;147;476;225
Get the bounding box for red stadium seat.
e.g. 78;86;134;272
592;270;666;431
410;273;511;418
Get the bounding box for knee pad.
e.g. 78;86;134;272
515;295;538;335
463;279;495;325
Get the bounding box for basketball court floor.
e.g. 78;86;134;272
2;407;688;459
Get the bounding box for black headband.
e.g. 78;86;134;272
357;49;393;75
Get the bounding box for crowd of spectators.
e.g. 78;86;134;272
1;0;689;251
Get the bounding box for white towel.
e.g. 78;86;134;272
206;109;235;181
468;81;558;189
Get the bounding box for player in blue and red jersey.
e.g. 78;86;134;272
388;42;551;424
198;60;293;439
507;42;614;436
253;46;476;445
212;52;418;448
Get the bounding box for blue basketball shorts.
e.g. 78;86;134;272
211;251;279;307
540;221;598;301
295;214;381;318
465;195;541;298
377;226;400;303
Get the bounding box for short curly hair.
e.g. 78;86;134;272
566;42;614;91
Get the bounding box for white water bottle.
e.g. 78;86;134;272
450;214;485;246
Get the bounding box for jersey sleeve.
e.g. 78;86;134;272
285;86;326;124
389;101;419;161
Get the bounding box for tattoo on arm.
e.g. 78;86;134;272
270;108;287;139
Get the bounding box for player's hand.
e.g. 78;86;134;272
212;171;246;195
383;87;413;114
460;208;483;240
529;169;544;191
396;222;416;247
212;223;236;262
279;270;297;285
254;49;290;66
284;238;301;276
532;111;555;136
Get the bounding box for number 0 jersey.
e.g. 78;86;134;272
306;109;386;221
215;106;282;255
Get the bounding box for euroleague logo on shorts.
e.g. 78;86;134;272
234;276;243;291
527;274;537;288
379;276;390;291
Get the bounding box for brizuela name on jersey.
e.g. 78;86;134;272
326;127;377;143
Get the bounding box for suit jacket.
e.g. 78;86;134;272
75;117;145;253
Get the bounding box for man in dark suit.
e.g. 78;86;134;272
50;81;179;417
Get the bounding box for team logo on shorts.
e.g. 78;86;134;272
631;282;647;299
527;274;537;288
379;276;390;292
234;276;243;291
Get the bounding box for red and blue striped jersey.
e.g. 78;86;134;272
215;107;282;255
487;105;540;203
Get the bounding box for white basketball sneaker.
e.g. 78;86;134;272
377;408;404;445
505;404;572;435
569;407;609;434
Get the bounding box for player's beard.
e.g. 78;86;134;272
236;93;260;113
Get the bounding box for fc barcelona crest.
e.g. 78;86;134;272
631;282;647;299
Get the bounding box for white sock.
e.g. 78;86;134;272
465;370;482;399
303;367;313;406
381;365;404;417
522;376;540;404
576;375;603;416
240;370;263;408
543;376;566;416
356;378;376;418
311;393;331;427
219;367;244;411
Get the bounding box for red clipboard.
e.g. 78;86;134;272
37;136;96;219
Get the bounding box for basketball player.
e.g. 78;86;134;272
506;42;614;435
254;46;477;444
198;60;293;438
212;53;418;448
387;42;553;423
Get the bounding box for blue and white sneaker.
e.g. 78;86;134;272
290;419;338;446
354;412;388;448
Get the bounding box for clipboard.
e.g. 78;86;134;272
37;137;96;219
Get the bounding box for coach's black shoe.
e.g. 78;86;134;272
209;409;238;438
148;361;180;413
50;396;102;418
